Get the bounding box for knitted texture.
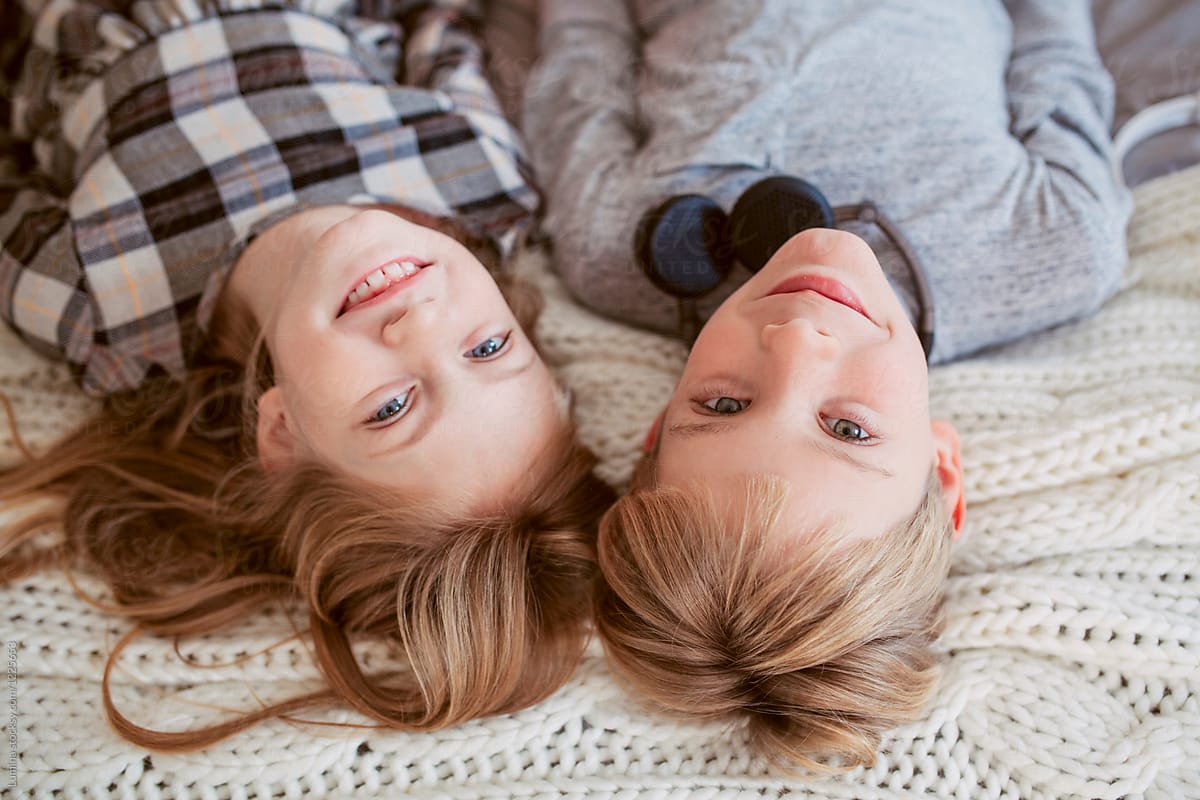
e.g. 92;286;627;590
2;167;1199;798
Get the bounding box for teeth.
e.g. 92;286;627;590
341;260;426;312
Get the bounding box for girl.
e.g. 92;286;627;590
0;0;613;749
523;0;1132;771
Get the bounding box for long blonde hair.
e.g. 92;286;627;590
595;471;952;772
0;212;615;750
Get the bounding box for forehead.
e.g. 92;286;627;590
658;423;931;542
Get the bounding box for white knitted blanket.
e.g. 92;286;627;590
2;166;1199;798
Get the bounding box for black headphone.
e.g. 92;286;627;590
635;178;934;357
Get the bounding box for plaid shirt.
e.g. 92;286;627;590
0;0;539;394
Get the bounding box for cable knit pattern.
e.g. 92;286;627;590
2;167;1199;798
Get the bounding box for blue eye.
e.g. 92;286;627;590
466;333;510;359
824;416;874;443
702;396;747;414
370;391;412;424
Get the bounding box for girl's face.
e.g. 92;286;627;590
229;206;565;513
655;228;963;541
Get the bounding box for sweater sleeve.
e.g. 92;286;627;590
521;0;700;332
1000;0;1130;317
921;0;1134;365
522;0;642;204
522;0;754;334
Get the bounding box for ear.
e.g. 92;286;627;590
256;386;298;473
930;420;966;540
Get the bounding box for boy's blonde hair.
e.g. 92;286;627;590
596;466;952;771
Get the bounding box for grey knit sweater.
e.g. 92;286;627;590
523;0;1133;364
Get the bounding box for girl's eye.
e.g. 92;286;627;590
369;391;412;425
824;416;874;443
466;333;511;359
702;396;748;415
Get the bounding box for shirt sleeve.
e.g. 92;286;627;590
395;0;541;251
0;165;95;385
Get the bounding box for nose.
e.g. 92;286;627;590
381;308;408;347
760;316;840;366
381;296;437;346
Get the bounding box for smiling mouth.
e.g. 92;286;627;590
339;259;431;316
766;273;871;322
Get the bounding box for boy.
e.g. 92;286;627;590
525;0;1131;769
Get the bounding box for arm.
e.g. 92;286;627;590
392;0;540;249
1002;0;1131;306
397;0;487;94
520;0;686;329
523;0;772;334
926;0;1134;365
1;10;69;348
0;170;92;377
522;0;642;224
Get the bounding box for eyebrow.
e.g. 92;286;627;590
667;419;896;479
668;419;741;438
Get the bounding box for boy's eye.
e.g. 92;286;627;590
825;416;873;442
370;391;412;425
702;396;747;414
466;333;510;359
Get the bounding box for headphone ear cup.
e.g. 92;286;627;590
728;176;834;272
634;194;733;298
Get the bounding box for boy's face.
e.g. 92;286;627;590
232;205;565;514
656;228;962;541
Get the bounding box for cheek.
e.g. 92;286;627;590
652;444;685;486
863;361;925;407
278;381;360;469
280;379;343;440
654;438;711;488
686;317;750;370
453;259;506;302
273;335;365;423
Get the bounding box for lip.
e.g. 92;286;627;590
766;273;872;323
338;257;432;317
